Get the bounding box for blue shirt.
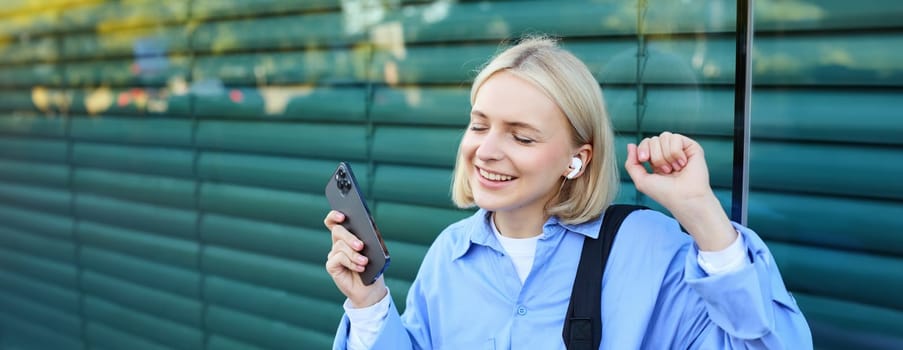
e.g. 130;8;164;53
334;209;812;349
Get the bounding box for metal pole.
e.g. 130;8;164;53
732;0;753;225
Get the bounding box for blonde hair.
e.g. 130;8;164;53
450;36;619;224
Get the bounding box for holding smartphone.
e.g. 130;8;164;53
325;162;390;285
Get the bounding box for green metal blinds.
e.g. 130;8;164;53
0;1;901;349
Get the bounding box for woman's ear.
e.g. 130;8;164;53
565;144;593;179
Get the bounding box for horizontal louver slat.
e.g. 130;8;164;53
0;159;69;188
0;226;74;263
796;293;903;349
72;142;194;177
0;247;77;289
0;315;83;350
203;246;338;302
200;183;328;228
198;152;350;193
204;275;343;335
372;126;460;167
61;26;190;60
196;121;368;159
206;304;334;350
80;246;200;299
749;192;903;256
64;57;190;87
70;116;193;146
372;165;454;207
193;50;371;85
0;290;81;337
0;64;61;87
75;194;196;240
192;14;362;53
0;137;68;162
57;1;188;32
770;242;903;310
74;168;195;209
193;87;368;121
85;321;171;350
77;220;199;270
201;213;329;264
0;181;70;215
0;203;73;240
0;269;79;314
82;271;203;329
190;0;340;20
0;114;67;137
0;36;58;64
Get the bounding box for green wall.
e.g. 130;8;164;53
0;1;901;349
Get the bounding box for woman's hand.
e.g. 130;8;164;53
624;132;711;208
624;132;736;251
324;210;388;308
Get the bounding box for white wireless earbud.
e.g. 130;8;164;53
566;157;582;179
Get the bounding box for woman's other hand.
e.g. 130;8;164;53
625;132;711;209
324;210;388;308
624;132;736;251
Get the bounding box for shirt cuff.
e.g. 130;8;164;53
696;230;749;276
343;288;392;350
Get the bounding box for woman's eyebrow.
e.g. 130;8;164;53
470;110;541;133
506;121;541;134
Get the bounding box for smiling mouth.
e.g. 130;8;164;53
478;167;515;182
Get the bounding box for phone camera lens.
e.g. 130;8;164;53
337;179;352;193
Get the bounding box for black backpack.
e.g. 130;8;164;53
562;204;647;350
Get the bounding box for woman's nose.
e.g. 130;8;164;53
475;132;504;161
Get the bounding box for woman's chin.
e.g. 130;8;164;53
472;196;504;212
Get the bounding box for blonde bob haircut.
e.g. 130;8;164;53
451;36;619;224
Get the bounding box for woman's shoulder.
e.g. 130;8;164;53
618;208;694;254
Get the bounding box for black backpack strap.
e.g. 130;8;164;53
562;204;648;350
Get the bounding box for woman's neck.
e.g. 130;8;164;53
492;209;549;239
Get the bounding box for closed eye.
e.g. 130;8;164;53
513;135;535;144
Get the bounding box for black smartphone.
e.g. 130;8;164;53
325;162;390;285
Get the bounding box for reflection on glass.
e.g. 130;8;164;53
747;1;903;349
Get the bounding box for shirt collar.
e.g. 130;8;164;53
450;209;604;260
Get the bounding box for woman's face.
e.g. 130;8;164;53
461;71;577;217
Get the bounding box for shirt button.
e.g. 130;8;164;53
516;305;527;316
